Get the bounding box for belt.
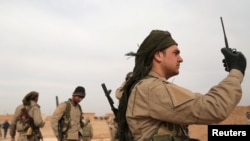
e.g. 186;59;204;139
157;122;188;136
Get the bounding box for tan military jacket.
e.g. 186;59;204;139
82;122;93;138
9;104;23;138
126;69;244;141
50;99;83;140
28;101;45;128
9;101;44;140
115;81;125;100
108;120;118;141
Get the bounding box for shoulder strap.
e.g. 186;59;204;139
64;101;71;119
19;106;30;118
77;104;83;114
62;101;83;127
77;104;84;127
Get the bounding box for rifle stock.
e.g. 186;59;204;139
101;83;118;116
56;96;63;141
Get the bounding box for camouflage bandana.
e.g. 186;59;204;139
126;30;177;66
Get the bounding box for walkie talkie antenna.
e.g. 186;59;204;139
220;17;229;48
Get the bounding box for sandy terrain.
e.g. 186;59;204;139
0;106;249;141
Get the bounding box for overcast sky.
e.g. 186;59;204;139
0;0;249;116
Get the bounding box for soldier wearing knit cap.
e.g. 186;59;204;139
72;86;86;97
9;91;44;141
116;29;247;141
51;86;85;141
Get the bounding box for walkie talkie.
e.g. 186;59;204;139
220;17;237;71
220;17;236;53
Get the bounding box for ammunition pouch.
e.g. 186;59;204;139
25;127;33;136
147;122;200;141
26;129;43;141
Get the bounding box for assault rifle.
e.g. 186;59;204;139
101;83;118;117
56;96;63;141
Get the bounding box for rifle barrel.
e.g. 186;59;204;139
55;96;63;141
56;96;59;106
101;83;117;115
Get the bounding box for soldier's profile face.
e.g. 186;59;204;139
159;45;183;78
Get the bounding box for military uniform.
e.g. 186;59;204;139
116;72;133;100
10;102;44;141
51;99;83;141
116;30;246;141
108;119;119;141
115;81;125;100
126;70;243;141
82;117;93;141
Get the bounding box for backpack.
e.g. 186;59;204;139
16;105;36;134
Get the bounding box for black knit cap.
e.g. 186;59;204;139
72;86;85;97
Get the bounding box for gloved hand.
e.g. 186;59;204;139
221;47;247;75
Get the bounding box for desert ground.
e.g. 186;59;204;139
0;106;249;141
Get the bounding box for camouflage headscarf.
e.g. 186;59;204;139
126;30;177;79
22;91;39;106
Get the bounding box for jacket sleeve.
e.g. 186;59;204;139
9;105;23;138
149;69;244;124
31;105;45;128
115;81;126;100
50;102;66;137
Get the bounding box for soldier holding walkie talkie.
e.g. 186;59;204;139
114;17;247;141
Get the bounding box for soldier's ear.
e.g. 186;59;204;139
154;51;164;62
